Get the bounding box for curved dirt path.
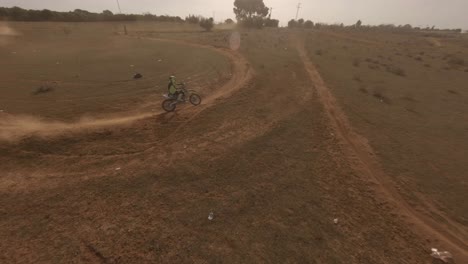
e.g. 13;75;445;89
295;38;468;262
0;38;252;142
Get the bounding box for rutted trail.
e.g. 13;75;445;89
295;38;468;261
0;38;252;142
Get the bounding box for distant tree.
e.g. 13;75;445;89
102;10;113;17
10;6;26;20
39;9;53;20
186;14;201;24
454;28;462;33
297;18;304;27
356;19;362;27
288;19;297;28
264;18;279;27
431;25;435;30
233;0;269;28
304;20;314;28
225;18;234;24
200;17;214;31
403;24;412;30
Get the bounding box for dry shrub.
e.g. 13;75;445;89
315;49;323;56
373;91;392;104
448;57;465;66
33;86;54;95
353;75;362;82
353;58;361;67
386;65;406;76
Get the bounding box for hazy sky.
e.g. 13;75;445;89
2;0;468;29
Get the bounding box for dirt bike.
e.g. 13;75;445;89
162;83;202;112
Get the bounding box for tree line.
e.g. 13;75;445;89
287;18;463;33
0;6;183;22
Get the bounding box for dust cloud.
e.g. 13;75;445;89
0;24;21;46
0;113;153;141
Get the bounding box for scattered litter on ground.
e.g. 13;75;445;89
115;167;121;171
157;59;163;62
130;65;135;67
430;248;453;263
208;212;214;221
334;218;339;224
133;73;143;79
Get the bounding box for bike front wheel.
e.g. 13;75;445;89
189;94;202;106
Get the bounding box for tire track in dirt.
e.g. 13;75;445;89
295;38;468;261
0;38;252;142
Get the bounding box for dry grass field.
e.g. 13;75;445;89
1;22;467;263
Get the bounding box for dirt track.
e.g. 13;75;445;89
295;37;468;261
0;37;252;142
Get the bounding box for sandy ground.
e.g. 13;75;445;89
1;23;467;263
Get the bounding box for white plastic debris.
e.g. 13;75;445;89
333;218;339;224
130;65;135;67
115;167;121;171
208;212;214;221
157;59;163;62
430;248;453;263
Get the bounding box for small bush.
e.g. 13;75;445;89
386;65;406;76
353;59;361;67
315;50;323;56
373;91;391;104
448;57;465;66
33;86;54;95
200;18;214;31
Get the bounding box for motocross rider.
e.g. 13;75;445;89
168;75;183;101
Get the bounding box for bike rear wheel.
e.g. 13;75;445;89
162;99;177;112
189;94;202;106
